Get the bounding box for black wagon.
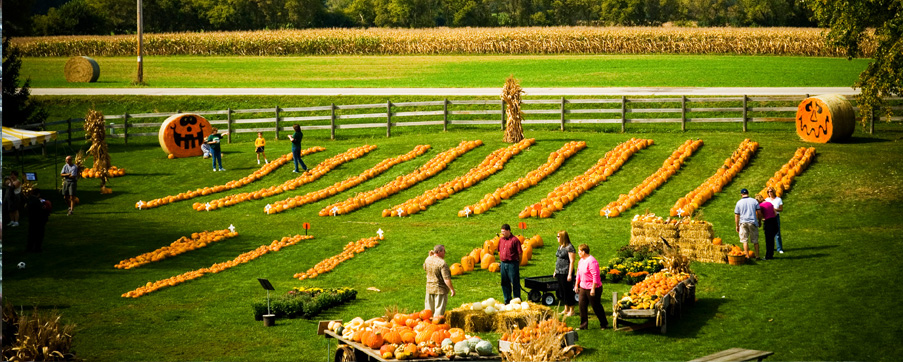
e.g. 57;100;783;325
524;275;578;306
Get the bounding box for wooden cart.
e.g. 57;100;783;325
611;274;697;333
323;330;501;362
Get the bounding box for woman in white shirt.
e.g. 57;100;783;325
765;187;784;253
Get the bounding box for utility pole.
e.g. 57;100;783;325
136;0;144;83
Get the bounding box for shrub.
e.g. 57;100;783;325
2;301;79;362
252;287;357;320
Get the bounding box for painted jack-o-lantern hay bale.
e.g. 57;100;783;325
796;94;855;143
159;113;212;158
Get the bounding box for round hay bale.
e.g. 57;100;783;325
796;94;855;143
158;113;212;158
64;56;100;83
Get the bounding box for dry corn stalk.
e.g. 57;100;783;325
500;312;580;362
1;306;76;362
502;75;525;144
84;108;112;187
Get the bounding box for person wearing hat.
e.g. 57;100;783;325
205;127;228;171
734;188;762;260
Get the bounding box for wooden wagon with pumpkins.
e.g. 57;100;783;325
610;274;697;333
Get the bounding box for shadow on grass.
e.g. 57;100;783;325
844;136;889;144
622;298;728;338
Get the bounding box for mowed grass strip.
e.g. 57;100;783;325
21;55;869;88
3;126;903;361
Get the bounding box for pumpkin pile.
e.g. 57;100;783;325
520;138;652;219
386;138;535;217
462;141;585;217
617;271;692;309
450;234;543;275
136;147;324;209
670;139;759;217
114;229;238;269
266;145;430;215
324;309;493;360
757;146;816;199
81;166;126;178
195;145;376;212
322;140;482;216
293;236;382;280
501;318;573;343
601;139;703;218
122;235;314;298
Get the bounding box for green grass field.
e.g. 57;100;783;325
4;123;903;361
23;55;870;88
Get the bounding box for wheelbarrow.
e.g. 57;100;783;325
524;275;578;306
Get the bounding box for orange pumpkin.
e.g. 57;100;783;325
481;254;496;269
404;343;418;354
392;313;407;326
470;248;483;263
400;330;416;344
461;256;475;272
488;262;500;272
449;328;466;343
450;263;464;276
420;309;433;321
384;330;402;345
415;330;432;344
364;330;385;349
713;237;723;245
520;244;533;266
380;344;395;359
158;113;212;158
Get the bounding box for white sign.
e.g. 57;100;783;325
397;208;404;217
205;202;211;211
137;200;145;210
464;207;472;218
676;208;684;218
331;206;339;216
376;228;384;238
604;209;611;219
265;204;272;213
228;224;236;233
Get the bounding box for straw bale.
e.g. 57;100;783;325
64;56;100;82
446;307;483;331
465;313;495;332
494;304;551;332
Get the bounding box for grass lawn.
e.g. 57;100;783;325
22;55;870;88
3;122;903;361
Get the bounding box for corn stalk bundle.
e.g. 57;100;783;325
500;312;580;362
501;76;525;144
84;109;112;187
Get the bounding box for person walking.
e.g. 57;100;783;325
255;132;268;165
423;244;456;319
206;127;226;171
287;124;308;173
573;243;608;330
26;189;52;253
765;187;785;253
60;155;79;215
498;223;522;304
734;188;762;260
4;171;23;226
757;194;778;260
553;230;577;316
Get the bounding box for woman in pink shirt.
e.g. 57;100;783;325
572;243;608;330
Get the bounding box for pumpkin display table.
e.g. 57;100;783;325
611;274;697;333
323;330;501;362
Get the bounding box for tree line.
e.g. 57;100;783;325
5;0;816;36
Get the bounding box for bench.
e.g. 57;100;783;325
689;348;774;362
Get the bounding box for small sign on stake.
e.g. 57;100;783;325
464;207;472;218
228;224;236;233
518;222;527;230
396;208;404;217
331;206;339;216
205;202;211;211
376;228;384;239
137;200;145;210
265;204;272;214
302;222;310;235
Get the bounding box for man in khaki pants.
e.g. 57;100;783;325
735;188;762;260
423;245;456;320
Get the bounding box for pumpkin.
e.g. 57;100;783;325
404;343;419;354
384;330;402;345
483;240;497;254
712;237;723;245
531;235;544;247
364;330;385;349
449;328;466;343
520;244;533;266
380;344;395;359
470;248;483;263
475;340;493;356
431;329;449;345
392;313;407;326
400;330;416;344
158;113;212;158
454;341;471;356
481;254;496;269
461;256;475;272
420;309;433;321
450;263;464;276
415;330;432;344
488;263;500;272
796;94;855;143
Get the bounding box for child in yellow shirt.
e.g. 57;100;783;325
255;132;268;164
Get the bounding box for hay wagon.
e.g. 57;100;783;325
610;274;697;333
524;275;577;306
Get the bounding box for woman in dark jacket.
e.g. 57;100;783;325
553;230;577;316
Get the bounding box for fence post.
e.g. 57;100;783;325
742;95;748;132
123;113;129;145
386;101;392;138
443;98;449;132
67;118;73;147
274;106;281;140
681;96;687;132
501;100;506;131
227;107;233;143
560;97;566;131
331;103;337;140
620;96;627;133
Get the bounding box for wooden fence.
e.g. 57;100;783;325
16;95;903;149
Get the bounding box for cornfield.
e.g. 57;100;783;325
11;27;875;57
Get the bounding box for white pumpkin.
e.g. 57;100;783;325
521;302;530;310
510;297;522;304
483;306;497;315
472;302;484;310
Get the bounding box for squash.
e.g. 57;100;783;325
454;341;471;356
441;338;454;349
713;237;723;245
520;244;533;266
488;263;500;272
531;235;543;247
384;330;402;345
419;309;433;321
461;256;475;272
450;263;464;276
466;337;482;350
470;248;483;263
380;344;395;359
481;254;496;269
475;340;493;356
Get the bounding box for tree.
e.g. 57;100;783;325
808;0;902;124
2;38;48;128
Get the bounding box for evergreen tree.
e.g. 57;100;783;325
2;38;48;128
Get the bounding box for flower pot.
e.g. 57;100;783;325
263;314;276;327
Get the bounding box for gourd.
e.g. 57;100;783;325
380;344;395;359
475;340;493;356
466;337;482;350
441;338;454;349
454;341;471;356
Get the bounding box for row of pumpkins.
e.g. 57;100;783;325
520;138;652;219
670;139;758;217
81;166;126;178
114;229;238;269
601;139;703;218
325;309;494;360
387;138;535;218
449;234;544;275
757;146;816;200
